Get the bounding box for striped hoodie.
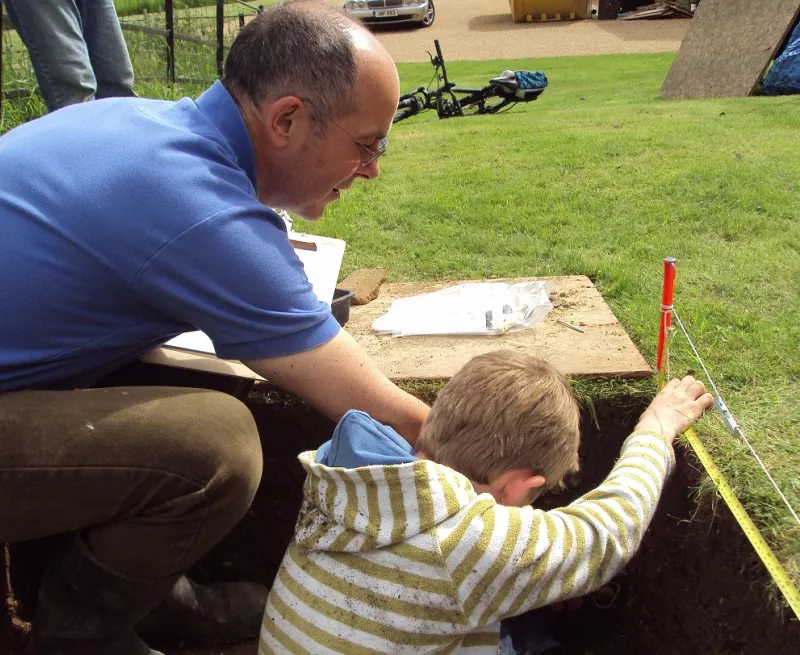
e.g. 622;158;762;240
260;411;675;654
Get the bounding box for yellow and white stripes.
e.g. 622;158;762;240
261;429;674;654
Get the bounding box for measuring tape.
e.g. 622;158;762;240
682;427;800;619
657;257;800;619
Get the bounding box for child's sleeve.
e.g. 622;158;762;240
437;430;674;629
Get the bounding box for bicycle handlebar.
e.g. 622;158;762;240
433;39;452;87
434;39;444;62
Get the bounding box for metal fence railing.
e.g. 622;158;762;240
1;0;263;112
1;10;37;104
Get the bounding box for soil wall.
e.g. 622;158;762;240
3;392;798;654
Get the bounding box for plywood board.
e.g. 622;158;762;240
348;276;652;381
140;346;264;380
660;0;800;99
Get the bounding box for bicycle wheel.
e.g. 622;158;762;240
480;98;516;115
394;95;422;124
453;86;509;116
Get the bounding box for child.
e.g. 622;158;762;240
260;350;712;654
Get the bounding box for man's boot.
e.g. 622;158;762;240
27;534;176;655
138;575;269;644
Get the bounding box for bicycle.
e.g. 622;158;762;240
393;40;547;124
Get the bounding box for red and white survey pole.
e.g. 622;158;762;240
656;257;677;380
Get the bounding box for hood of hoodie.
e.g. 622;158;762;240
315;410;417;468
294;410;479;552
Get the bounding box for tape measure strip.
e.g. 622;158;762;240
683;427;800;619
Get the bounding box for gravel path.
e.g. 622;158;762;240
357;0;690;63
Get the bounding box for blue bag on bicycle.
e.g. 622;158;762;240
490;70;547;101
515;71;548;90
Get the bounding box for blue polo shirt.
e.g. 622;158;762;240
0;82;340;390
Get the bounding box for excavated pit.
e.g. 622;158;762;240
3;390;799;654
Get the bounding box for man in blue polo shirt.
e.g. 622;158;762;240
0;2;429;653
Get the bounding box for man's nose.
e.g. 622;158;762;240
357;158;380;180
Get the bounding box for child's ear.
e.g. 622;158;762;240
496;470;546;507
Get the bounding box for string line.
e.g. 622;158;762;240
672;309;800;528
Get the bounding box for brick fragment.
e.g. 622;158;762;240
339;268;387;305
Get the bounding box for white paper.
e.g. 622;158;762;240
288;231;346;306
164;330;216;354
372;281;552;337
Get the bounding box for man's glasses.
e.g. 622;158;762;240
300;97;388;167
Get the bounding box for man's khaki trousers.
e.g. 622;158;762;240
0;386;263;579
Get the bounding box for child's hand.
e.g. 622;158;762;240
634;376;714;443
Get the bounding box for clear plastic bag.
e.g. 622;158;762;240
372;281;552;337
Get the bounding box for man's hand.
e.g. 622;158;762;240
634;376;714;444
243;330;429;445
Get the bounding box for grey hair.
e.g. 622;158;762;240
222;0;360;128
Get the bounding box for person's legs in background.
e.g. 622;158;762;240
2;0;97;111
79;0;136;100
1;0;135;111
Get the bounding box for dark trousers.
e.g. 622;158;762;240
0;386;262;579
500;609;562;655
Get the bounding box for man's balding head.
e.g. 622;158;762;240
224;1;399;220
223;0;395;125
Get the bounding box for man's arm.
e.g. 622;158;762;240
243;329;429;445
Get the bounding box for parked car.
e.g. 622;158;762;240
343;0;435;28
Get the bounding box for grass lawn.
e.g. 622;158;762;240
1;50;798;602
115;0;283;19
114;0;239;18
306;52;800;597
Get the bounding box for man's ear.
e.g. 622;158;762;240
261;96;305;149
493;469;546;507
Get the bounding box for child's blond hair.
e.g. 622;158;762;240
416;350;580;490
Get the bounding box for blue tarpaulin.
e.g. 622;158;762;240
764;19;800;95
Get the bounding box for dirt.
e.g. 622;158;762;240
362;0;690;63
235;1;690;63
4;392;799;654
535;397;800;655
